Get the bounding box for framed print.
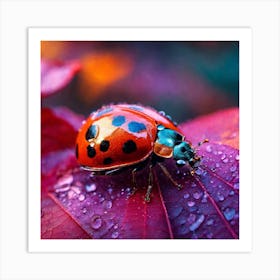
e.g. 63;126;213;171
28;27;252;252
1;1;279;280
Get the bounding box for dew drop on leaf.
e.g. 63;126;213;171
103;200;113;210
230;165;237;172
206;219;214;226
193;192;202;200
187;201;195;207
223;208;236;221
233;183;239;190
217;192;225;201
189;215;205;231
183;193;190;199
85;183;97;192
111;231;119;239
90;215;102;230
206;145;212;153
78;194;85;201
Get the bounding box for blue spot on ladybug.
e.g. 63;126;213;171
128;121;146;133
112;115;126;127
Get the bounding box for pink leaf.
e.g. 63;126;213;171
41;59;80;97
180;107;239;149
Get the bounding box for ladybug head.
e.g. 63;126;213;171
155;126;200;168
173;141;200;167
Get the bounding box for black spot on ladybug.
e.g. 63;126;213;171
87;145;96;158
122;140;137;154
112;115;126;127
103;157;113;165
128;121;146;133
86;124;98;141
75;144;79;159
100;140;110;152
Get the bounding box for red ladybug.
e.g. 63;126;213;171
76;104;207;201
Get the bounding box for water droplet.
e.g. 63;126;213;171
217;192;225;201
221;154;226;160
67;190;76;199
206;145;212;153
90;215;102;229
85;183;97;192
201;193;208;203
187;201;195;207
82;207;87;214
206;219;214;226
78;194;85;201
169;206;183;219
55;186;70;193
114;224;118;230
111;231;119;239
233;183;239;190
223;208;235;221
99;197;105;203
230;165;237;172
183;193;190;199
103;200;113;209
222;157;229;163
187;213;196;224
195;168;203;175
235;154;239;161
193;192;202;200
215;163;220;168
189;215;205;231
217;151;223;155
71;186;81;194
176;170;181;175
229;190;235;196
56;174;73;187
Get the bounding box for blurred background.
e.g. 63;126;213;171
41;41;239;123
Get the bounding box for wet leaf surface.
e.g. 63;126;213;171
41;107;239;239
41;59;80;97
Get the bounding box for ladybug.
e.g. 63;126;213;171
75;104;207;202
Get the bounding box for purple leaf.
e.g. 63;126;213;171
41;107;239;239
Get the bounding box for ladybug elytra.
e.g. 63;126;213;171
76;104;207;202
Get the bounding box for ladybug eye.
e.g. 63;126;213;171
85;124;98;141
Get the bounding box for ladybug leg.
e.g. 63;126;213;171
130;168;139;196
197;138;209;147
157;162;182;190
144;165;153;202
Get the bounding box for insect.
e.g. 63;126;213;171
75;104;207;202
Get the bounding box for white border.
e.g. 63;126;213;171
28;27;252;253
